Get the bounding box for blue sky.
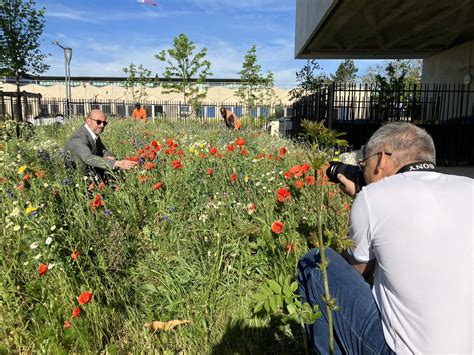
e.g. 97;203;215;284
37;0;384;86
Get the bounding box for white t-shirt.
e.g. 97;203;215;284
349;171;473;354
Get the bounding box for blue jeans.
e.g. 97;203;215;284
298;248;395;355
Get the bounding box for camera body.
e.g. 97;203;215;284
326;161;366;191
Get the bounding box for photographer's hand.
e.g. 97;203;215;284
337;174;357;199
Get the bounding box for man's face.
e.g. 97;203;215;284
86;111;108;135
362;151;395;184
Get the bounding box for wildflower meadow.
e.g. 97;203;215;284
1;118;351;353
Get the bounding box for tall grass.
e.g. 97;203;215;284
0;118;350;353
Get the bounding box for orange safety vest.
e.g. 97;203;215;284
132;107;147;122
224;110;241;130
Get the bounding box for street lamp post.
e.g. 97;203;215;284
52;41;73;118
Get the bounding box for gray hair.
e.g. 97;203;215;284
364;122;436;167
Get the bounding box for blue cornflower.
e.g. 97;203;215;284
61;178;72;185
31;211;38;217
168;206;176;212
163;215;170;220
105;208;111;216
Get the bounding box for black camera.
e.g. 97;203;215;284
326;161;366;191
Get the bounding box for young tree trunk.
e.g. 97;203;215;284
15;71;23;122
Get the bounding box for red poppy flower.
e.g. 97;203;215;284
276;188;291;203
88;183;95;191
78;291;93;305
23;174;31;181
295;179;305;189
153;182;163;190
240;149;247;156
235;138;246;146
120;140;126;145
328;191;335;199
64;320;72;329
301;163;311;174
138;149;144;155
271;221;284;234
144;145;150;150
207;168;213;175
98;182;105;190
285;243;294;253
177;149;184;156
257;153;265;159
172;160;182;169
38;262;48;277
144;162;155;170
16;182;24;190
35;170;45;178
72;307;81;318
151;140;158;147
231;174;237;182
216;153;223;159
138;175;151;183
284;172;292;180
164;148;173;155
166;138;174;147
91;194;105;209
268;154;273;160
279;147;288;156
227;144;235;152
305;176;316;185
200;153;206;158
209;147;218;155
288;164;303;178
71;250;80;260
148;151;156;160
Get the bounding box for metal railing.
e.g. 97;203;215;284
293;83;474;164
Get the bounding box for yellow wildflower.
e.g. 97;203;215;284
25;204;37;215
18;165;27;174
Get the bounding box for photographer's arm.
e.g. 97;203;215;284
342;251;376;280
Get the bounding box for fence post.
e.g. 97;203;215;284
327;83;335;129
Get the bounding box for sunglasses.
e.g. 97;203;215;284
358;151;392;169
89;118;108;126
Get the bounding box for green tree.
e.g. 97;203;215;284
122;63;152;103
155;33;212;116
235;45;275;108
331;59;358;84
0;0;49;121
289;60;328;102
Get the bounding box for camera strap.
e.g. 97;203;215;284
396;161;437;174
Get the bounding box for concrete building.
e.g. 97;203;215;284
295;0;474;85
0;76;292;104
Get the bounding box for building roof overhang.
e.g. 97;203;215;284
295;0;474;59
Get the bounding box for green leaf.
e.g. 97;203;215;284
253;292;267;303
290;281;298;292
140;283;158;293
268;280;282;295
286;303;296;315
254;301;265;313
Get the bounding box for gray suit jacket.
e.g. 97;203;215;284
64;125;116;174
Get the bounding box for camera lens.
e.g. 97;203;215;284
326;161;366;190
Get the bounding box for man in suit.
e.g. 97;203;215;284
64;109;138;179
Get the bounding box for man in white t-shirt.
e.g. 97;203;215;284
298;122;472;354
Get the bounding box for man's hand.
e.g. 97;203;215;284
114;160;139;170
337;173;357;199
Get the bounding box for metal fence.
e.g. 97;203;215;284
293;83;474;164
0;95;293;128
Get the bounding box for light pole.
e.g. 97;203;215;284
52;40;73;118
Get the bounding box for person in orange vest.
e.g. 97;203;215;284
132;103;147;122
220;107;241;130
